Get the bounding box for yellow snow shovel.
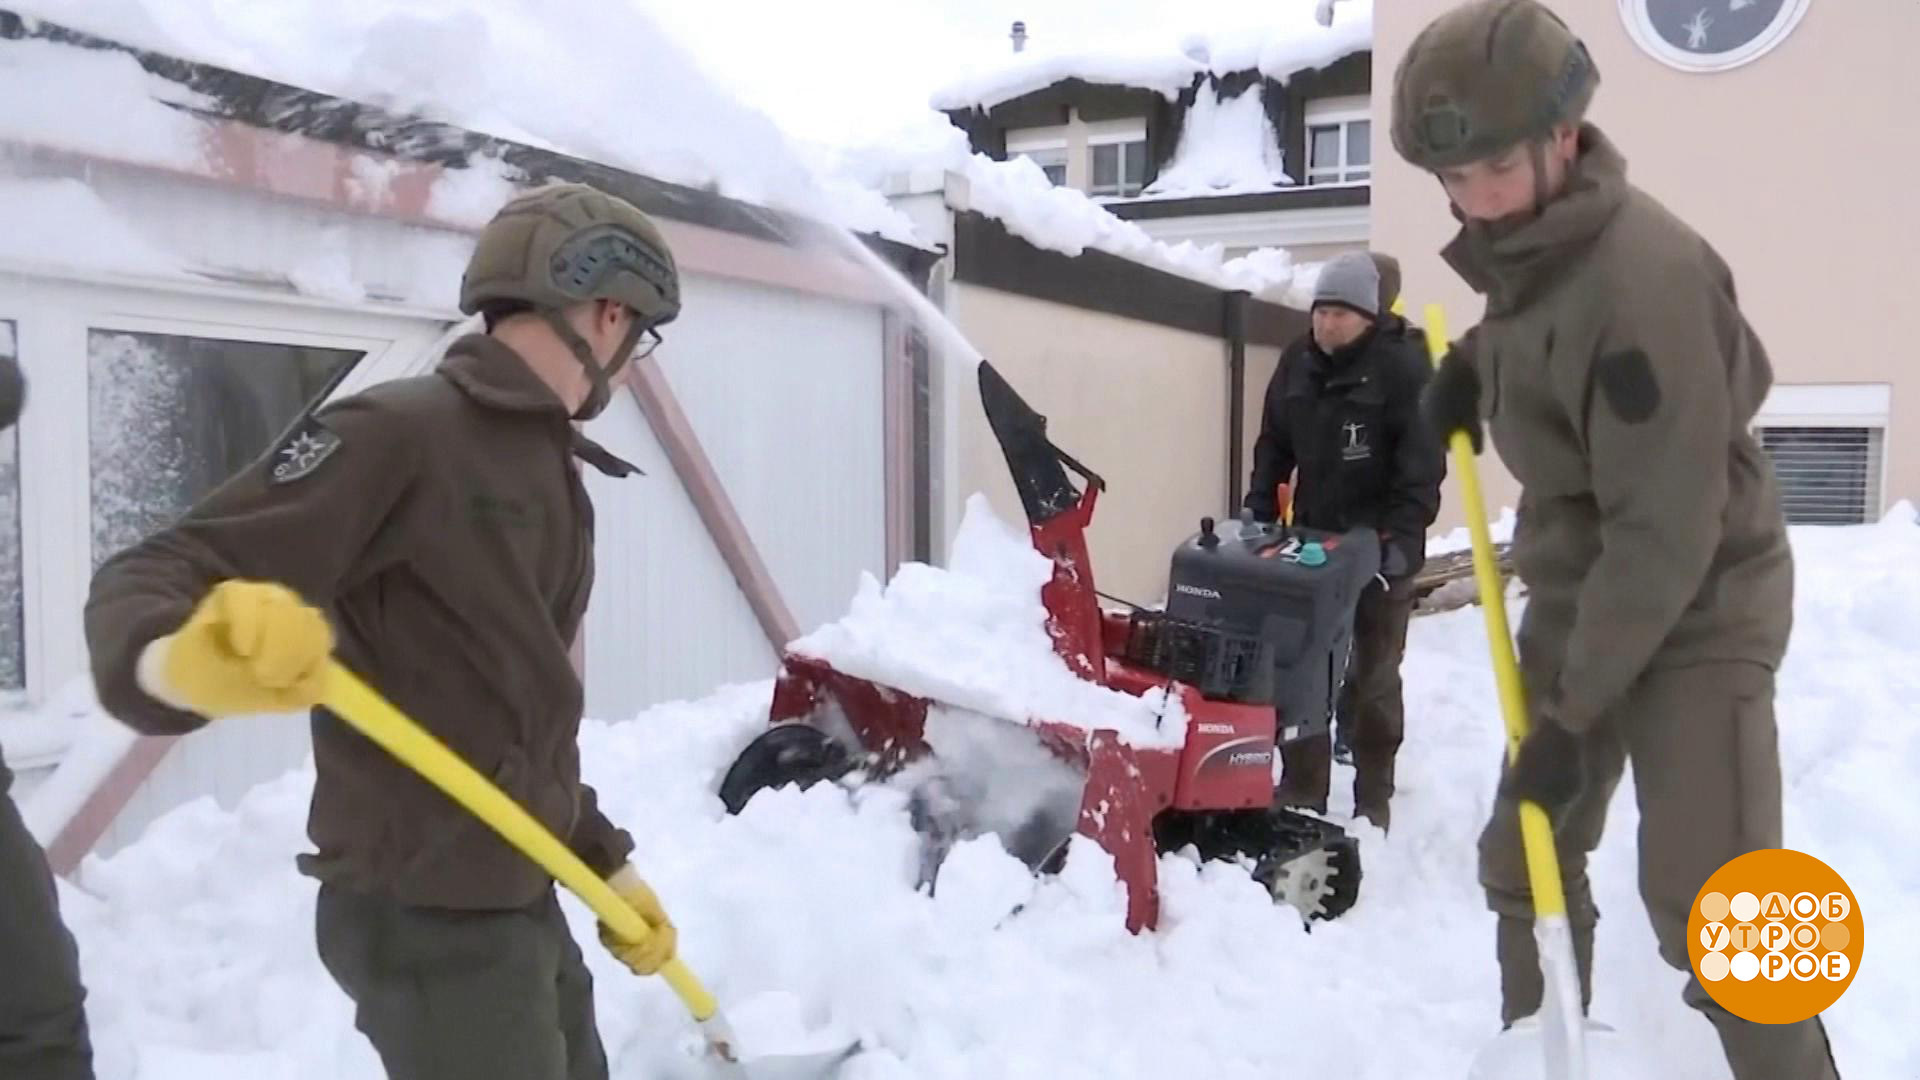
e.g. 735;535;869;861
1418;306;1619;1080
319;661;857;1080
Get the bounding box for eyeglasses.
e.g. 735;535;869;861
634;326;663;361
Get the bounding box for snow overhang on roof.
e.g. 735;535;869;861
929;1;1372;114
0;8;939;284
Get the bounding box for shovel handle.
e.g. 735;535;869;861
1419;306;1569;922
318;660;720;1021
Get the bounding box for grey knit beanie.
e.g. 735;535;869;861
1312;251;1380;319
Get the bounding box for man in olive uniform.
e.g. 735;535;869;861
0;359;96;1079
85;183;684;1080
1246;251;1445;832
1394;3;1840;1077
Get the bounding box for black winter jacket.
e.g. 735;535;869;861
1244;316;1447;578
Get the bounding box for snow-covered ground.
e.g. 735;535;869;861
46;499;1915;1079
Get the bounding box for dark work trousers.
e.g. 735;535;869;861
315;882;611;1080
1478;661;1841;1080
1276;575;1417;826
0;755;95;1080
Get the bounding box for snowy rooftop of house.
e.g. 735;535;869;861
0;1;1328;310
2;0;919;244
929;1;1373;113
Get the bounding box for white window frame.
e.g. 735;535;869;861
1303;96;1371;187
1007;125;1071;187
1750;383;1892;527
0;272;452;720
1085;119;1149;200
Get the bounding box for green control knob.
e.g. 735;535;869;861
1298;541;1327;567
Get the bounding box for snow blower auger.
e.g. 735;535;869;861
718;360;1379;931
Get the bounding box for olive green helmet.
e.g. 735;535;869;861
1390;0;1600;171
459;182;681;419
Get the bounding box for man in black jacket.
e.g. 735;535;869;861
1245;251;1446;831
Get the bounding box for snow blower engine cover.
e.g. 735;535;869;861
1127;514;1381;743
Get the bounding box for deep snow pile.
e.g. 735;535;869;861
52;501;1915;1079
955;154;1320;306
930;1;1373;114
1140;82;1293;198
790;493;1188;750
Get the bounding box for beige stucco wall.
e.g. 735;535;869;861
1372;0;1918;530
1241;342;1284;495
939;282;1237;606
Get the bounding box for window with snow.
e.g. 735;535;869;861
1304;97;1371;187
0;321;21;692
1007;127;1071;188
88;331;362;569
1090;138;1148;199
1756;425;1885;526
1019;146;1069;187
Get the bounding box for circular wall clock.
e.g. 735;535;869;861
1618;0;1812;73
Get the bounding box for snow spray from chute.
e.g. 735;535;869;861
818;216;986;371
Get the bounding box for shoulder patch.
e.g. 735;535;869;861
268;415;344;484
1595;348;1660;425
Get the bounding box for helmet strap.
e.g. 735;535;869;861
1528;139;1550;217
540;307;650;422
541;309;612;422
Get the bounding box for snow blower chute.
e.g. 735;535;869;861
718;360;1378;930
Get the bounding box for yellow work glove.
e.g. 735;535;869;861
598;864;678;976
136;579;335;717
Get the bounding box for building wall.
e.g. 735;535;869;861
0;170;903;857
1372;0;1917;530
578;272;890;721
938;281;1234;607
1240;341;1285;500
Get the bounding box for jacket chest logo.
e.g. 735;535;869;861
1341;421;1373;462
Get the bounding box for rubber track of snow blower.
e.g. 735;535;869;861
1155;807;1362;923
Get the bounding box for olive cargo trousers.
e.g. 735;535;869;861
316;882;610;1080
1479;661;1841;1080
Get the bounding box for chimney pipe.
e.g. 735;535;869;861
1011;20;1028;53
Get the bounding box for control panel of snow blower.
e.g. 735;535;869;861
1121;512;1380;744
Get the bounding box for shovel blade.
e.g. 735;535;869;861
1468;916;1638;1080
716;1046;858;1080
1467;1016;1635;1080
688;1002;859;1080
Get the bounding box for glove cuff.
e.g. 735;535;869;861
135;635;194;713
606;863;643;891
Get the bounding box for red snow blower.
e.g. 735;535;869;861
718;361;1378;930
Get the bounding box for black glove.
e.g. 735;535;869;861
1497;717;1583;812
1422;347;1482;454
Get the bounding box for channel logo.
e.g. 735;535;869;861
1687;848;1863;1024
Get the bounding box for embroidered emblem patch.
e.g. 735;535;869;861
269;418;343;484
1341;420;1373;462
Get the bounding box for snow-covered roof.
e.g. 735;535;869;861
952;154;1321;307
6;0;919;244
1139;81;1294;198
930;1;1372;113
2;3;1322;315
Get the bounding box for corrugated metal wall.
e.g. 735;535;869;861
579;272;888;721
